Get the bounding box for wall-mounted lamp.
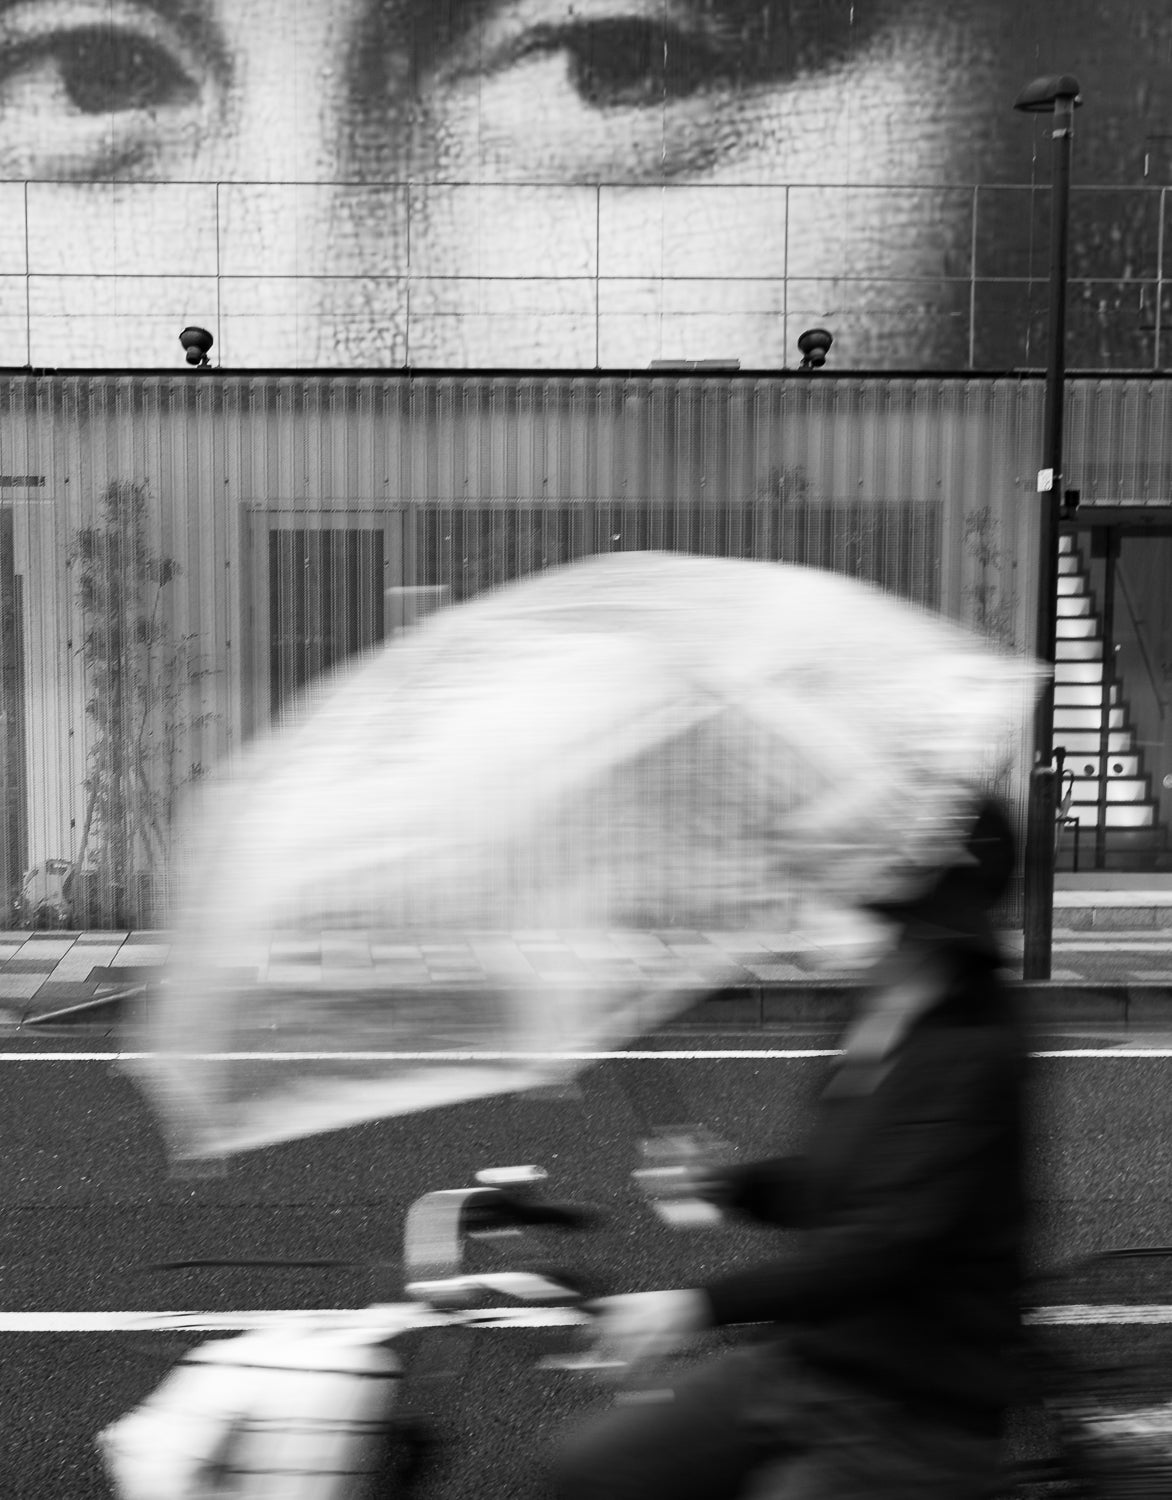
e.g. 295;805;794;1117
797;328;833;370
179;326;214;367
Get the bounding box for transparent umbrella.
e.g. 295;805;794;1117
128;552;1045;1160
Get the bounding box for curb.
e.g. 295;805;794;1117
13;978;1172;1035
666;981;1172;1030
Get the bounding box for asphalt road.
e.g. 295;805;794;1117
3;1029;1172;1499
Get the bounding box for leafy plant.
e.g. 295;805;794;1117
963;506;1020;648
68;480;216;927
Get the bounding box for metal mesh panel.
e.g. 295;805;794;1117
0;372;1082;931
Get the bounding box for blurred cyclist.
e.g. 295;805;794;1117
548;796;1028;1500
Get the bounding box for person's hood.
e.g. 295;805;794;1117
864;795;1014;960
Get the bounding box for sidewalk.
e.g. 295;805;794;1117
3;891;1171;1029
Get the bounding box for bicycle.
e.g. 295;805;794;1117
98;1164;1172;1499
97;1164;611;1499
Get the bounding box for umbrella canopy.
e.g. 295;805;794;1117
129;553;1045;1159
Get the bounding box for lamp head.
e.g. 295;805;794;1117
179;326;214;367
797;328;833;370
1013;74;1082;113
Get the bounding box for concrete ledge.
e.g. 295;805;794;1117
1119;989;1172;1025
1019;985;1130;1027
1055;906;1172;931
1053;891;1172;932
667;980;1172;1030
9;972;1171;1033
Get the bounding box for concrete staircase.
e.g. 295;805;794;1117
1054;535;1168;870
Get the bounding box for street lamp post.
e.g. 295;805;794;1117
1015;74;1081;982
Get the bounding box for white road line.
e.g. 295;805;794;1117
1027;1305;1172;1326
3;1305;1171;1333
1032;1049;1172;1058
4;1051;842;1062
3;1048;1172;1061
0;1308;587;1333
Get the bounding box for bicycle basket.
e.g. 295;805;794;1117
1028;1247;1172;1499
1050;1389;1172;1499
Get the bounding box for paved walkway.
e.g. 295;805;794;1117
2;892;1171;1026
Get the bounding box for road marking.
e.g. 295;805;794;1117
0;1308;587;1332
4;1048;1172;1061
1032;1049;1172;1058
1027;1304;1172;1326
2;1051;844;1062
3;1305;1171;1333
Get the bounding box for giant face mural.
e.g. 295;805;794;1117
0;0;1167;369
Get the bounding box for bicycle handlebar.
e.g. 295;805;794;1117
461;1189;602;1236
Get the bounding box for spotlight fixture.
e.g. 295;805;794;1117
1012;74;1082;114
797;328;833;370
179;326;214;367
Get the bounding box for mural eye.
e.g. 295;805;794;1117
559;20;670;109
13;24;200;114
522;18;738;110
0;3;216;174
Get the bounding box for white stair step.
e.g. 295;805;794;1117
1056;575;1088;597
1070;778;1150;804
1057;553;1081;575
1054;683;1115;708
1058;534;1075;553
1056;595;1093;618
1056;729;1136;753
1056;617;1099;639
1065;804;1157;829
1054;660;1105;685
1055;706;1127;731
1058;753;1141;778
1056;638;1104;661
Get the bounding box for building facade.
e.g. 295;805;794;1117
3;370;1170;928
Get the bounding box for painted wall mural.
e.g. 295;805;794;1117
0;1;1168;370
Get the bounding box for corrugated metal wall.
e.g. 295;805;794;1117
6;371;1157;931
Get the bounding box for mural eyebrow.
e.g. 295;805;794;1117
379;0;499;64
660;0;883;78
434;1;881;83
0;0;235;84
128;0;234;80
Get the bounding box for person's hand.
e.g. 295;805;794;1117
585;1289;711;1378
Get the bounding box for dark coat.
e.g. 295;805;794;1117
702;916;1029;1437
